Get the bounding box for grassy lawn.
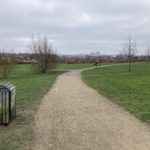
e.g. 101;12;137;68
0;65;64;150
0;63;92;149
82;63;150;124
55;63;93;71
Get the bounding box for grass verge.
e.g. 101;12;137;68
0;64;64;150
82;63;150;124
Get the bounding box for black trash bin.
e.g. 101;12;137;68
0;82;16;125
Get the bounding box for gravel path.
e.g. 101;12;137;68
32;69;150;150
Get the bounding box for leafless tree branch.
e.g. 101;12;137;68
121;35;137;72
29;35;58;73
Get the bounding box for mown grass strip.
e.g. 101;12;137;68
82;63;150;124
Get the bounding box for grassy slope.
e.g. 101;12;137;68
0;63;92;150
82;63;150;124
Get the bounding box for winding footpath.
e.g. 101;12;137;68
32;68;150;150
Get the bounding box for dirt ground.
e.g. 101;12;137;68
32;69;150;150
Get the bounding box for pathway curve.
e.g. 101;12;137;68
32;68;150;150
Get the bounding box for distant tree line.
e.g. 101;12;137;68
58;54;150;64
0;34;150;78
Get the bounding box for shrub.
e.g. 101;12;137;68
29;35;58;73
0;52;16;78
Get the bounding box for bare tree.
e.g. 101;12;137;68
0;51;16;78
122;35;137;72
29;35;58;73
146;47;150;62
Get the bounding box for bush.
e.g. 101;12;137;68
29;35;58;73
0;52;16;78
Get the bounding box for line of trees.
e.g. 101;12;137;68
0;34;150;78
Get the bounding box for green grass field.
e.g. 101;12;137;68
0;65;64;150
56;63;93;70
0;63;92;150
82;63;150;124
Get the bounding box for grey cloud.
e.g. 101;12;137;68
0;0;150;54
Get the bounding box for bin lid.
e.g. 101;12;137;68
0;82;15;91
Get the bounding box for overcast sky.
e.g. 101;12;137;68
0;0;150;55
